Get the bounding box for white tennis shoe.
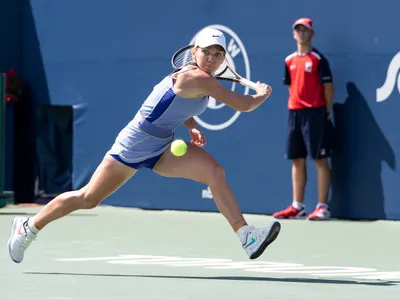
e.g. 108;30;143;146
241;221;281;259
8;217;36;263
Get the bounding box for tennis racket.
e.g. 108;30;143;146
171;45;259;91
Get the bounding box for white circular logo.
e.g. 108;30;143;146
189;24;252;131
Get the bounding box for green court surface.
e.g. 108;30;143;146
1;205;400;300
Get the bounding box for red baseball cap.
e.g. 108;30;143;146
292;18;314;31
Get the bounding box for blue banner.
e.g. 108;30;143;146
10;0;400;219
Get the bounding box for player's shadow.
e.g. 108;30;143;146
329;82;396;220
0;212;96;217
25;272;397;286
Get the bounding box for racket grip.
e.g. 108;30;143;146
239;78;258;91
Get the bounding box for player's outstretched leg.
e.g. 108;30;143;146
8;154;136;263
153;141;281;259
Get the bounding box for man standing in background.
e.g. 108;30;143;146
273;18;334;220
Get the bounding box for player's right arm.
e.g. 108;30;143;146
195;71;271;112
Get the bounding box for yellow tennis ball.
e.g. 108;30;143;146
170;139;187;157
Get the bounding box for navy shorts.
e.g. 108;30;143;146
109;153;163;170
286;107;333;160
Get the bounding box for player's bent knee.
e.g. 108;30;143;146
80;190;102;209
207;164;226;188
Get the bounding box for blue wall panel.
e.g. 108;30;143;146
5;0;399;219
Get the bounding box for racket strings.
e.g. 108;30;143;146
172;46;238;82
172;48;195;69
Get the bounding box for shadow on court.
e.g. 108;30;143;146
25;272;397;287
0;212;97;216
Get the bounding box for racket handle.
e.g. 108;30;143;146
239;78;258;91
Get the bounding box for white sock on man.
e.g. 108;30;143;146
292;201;304;211
317;203;328;209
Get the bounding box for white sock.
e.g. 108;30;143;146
317;203;328;209
236;225;249;244
27;218;39;234
292;201;304;211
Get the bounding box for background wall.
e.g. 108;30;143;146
0;0;22;193
2;0;400;220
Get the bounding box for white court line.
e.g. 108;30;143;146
56;254;400;281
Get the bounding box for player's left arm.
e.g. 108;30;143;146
319;57;334;115
184;117;199;130
184;117;206;147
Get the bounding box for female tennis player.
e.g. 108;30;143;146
8;28;280;263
